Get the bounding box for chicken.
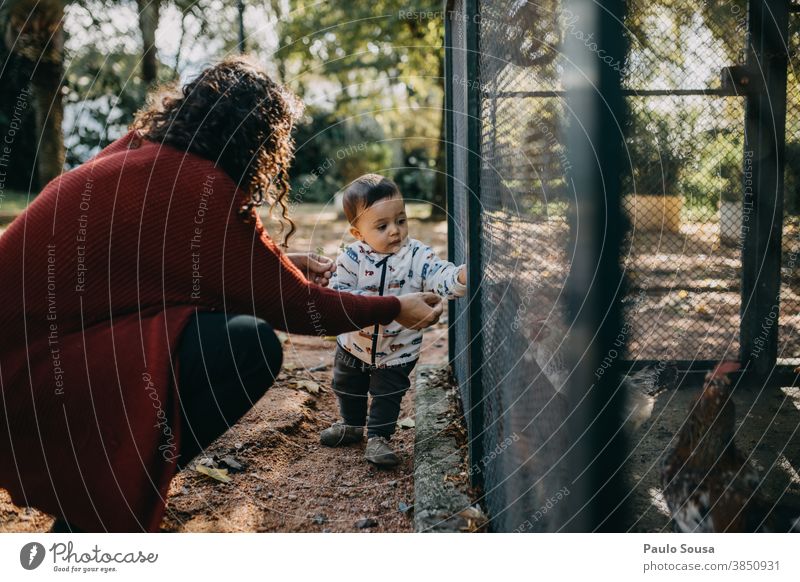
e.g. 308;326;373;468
528;317;570;395
661;361;798;532
528;318;660;431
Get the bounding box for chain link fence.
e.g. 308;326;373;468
782;1;800;359
447;0;798;532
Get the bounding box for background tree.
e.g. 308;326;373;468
278;1;444;211
3;0;65;187
0;16;40;195
137;0;161;85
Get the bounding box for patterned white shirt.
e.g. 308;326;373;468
330;237;466;367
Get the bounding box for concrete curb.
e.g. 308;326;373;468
413;365;475;532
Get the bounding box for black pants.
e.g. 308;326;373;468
176;312;283;466
332;345;416;439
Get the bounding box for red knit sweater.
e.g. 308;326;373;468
0;130;400;531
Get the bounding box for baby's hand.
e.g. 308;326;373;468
457;264;467;285
287;252;336;286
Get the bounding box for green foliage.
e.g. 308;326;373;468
681;132;741;206
289;108;394;203
393;146;436;203
276;0;444;204
625;110;693;195
63;48;159;166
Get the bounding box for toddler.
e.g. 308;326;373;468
320;174;466;466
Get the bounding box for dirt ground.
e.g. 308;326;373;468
0;204;450;533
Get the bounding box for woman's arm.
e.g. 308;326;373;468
228;216;400;335
159;169;441;335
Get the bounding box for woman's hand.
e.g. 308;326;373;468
287;252;336;286
396;293;444;330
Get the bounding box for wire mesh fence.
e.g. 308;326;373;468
783;3;800;359
447;0;799;532
620;1;749;363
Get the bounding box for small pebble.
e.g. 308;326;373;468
356;518;378;529
267;492;274;498
287;494;298;501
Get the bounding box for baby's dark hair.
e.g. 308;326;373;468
341;174;402;224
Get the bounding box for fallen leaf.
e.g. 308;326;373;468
397;417;415;429
312;514;327;525
195;464;231;483
283;363;297;371
457;505;488;532
197;456;216;468
398;502;413;514
295;380;322;395
219;456;244;471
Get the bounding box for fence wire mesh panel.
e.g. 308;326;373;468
475;0;572;532
782;6;800;359
621;1;749;362
448;0;628;532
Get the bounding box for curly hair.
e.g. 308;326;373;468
130;54;303;246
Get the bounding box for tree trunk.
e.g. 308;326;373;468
31;58;64;186
4;0;66;186
137;0;160;85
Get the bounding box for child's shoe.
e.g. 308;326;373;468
365;436;400;467
320;422;364;446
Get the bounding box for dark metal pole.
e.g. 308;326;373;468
739;0;789;382
465;0;484;489
237;0;246;53
445;1;456;369
561;0;629;531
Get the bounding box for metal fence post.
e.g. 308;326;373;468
445;1;456;370
465;0;484;488
561;0;629;531
740;0;789;382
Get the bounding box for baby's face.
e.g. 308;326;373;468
351;194;409;254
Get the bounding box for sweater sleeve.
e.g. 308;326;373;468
228;217;400;335
416;244;467;300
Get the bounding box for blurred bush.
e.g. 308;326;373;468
681;132;741;208
289;108;394;203
393;147;436;204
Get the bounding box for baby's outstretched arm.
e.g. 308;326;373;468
417;245;467;299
